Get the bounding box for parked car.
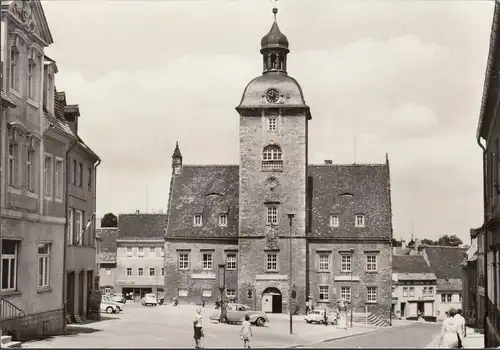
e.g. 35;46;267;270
141;293;158;306
102;295;123;312
100;297;122;314
304;309;337;325
111;293;126;304
210;303;269;326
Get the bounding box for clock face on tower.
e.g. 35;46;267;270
265;88;280;103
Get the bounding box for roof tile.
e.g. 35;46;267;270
393;255;433;274
423;246;468;279
118;214;167;240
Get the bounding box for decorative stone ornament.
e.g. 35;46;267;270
265;176;279;190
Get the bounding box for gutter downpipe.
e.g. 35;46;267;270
63;140;78;333
93;158;101;289
477;136;488;346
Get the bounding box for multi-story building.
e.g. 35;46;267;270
462;226;482;327
96;227;118;294
164;8;393;324
476;1;500;346
115;214;166;300
392;255;437;321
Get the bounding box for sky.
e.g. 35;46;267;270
40;0;494;244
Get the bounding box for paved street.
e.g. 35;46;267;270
302;322;441;348
21;304;378;348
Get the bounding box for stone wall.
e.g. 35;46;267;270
1;308;64;341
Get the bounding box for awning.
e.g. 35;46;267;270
466;239;478;261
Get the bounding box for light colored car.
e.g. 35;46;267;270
111;293;126;304
100;297;122;314
210;303;269;326
141;293;158;306
304;309;337;325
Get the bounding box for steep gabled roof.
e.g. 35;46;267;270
422;246;468;279
308;164;391;239
96;227;118;263
166;165;239;239
393;255;433;274
118;214;167;240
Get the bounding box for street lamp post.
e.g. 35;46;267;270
350;247;354;328
287;214;295;335
217;264;226;323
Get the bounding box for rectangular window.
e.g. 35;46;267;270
403;287;408;297
78;162;83;187
226;289;236;298
447;294;452;303
72;159;77;185
88;167;92;191
178;253;189;269
138;247;144;257
202;253;213;270
193;214;202;226
26;148;35;192
10;49;18;90
44;155;53;197
8;143;18;187
105;269;112;276
67;207;74;245
428;287;434;296
423;287;428;296
126;268;132;276
37;243;50;288
341;255;352;272
55;159;63;199
458;294;462;302
138;268;144;276
441;294;446;303
318;253;330;272
202;289;212;298
366;255;377;272
268;117;277;131
161;247;164;257
161;268;164;276
150;247;155;253
409;287;415;297
219;214;228;227
149;268;155;276
126;247;132;257
266;253;278;271
266;206;278;225
75;210;83;245
367;287;377;302
329;214;339;227
226;253;237;270
28;61;34;99
319;285;329;301
1;240;18;291
178;289;188;297
355;214;365;227
341;286;351;301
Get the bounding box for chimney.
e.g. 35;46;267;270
64;104;80;136
324;160;333;165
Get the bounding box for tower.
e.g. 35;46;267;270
236;7;311;313
172;141;182;175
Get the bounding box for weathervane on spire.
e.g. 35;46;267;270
272;0;278;21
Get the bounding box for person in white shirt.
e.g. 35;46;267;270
454;309;466;348
439;309;459;348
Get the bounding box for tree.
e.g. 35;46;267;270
391;238;403;247
437;234;463;247
420;238;437;246
101;213;118;228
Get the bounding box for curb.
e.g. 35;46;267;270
288;327;386;348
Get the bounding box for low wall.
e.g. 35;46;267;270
1;308;64;341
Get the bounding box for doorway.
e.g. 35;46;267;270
401;302;406;318
67;272;75;315
417;302;425;317
78;271;85;316
262;287;282;313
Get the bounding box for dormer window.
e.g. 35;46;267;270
193;214;203;226
355;214;365;227
262;145;283;171
329;214;339;227
10;47;19;91
219;214;228;227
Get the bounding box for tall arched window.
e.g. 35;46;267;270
262;145;283;171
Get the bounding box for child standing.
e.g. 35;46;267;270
240;314;253;348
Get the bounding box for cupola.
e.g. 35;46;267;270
260;8;289;74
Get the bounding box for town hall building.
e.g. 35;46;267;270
164;8;393;323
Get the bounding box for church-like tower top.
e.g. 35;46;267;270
260;8;289;54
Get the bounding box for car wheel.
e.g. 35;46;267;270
106;306;114;314
256;317;266;327
222;317;229;323
306;320;312;324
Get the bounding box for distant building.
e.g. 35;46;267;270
392;255;437;321
476;0;500;347
115;214;166;299
96;228;118;294
462;226;482;327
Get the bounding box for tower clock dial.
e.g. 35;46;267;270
265;88;280;103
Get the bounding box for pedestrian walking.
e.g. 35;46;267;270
439;309;459;348
193;307;204;348
306;297;311;315
240;314;253;348
454;309;466;348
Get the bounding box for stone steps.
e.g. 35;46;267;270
1;335;22;348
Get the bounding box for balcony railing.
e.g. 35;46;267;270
262;160;283;172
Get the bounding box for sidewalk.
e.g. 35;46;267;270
426;326;484;348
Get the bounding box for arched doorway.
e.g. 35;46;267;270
262;287;282;313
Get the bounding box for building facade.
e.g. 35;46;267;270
96;227;118;295
164;9;393;323
462;227;481;327
115;214;166;300
392;256;437;322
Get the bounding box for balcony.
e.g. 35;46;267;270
67;245;96;272
262;160;283;172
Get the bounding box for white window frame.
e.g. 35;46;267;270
161;247;165;257
138;247;144;257
150;247;155;253
10;46;19;91
149;268;155;276
266;206;278;225
367;286;377;303
37;242;51;288
105;269;112;276
178;253;189;270
202;289;212;298
268;117;277;131
219;214;228;227
226;288;236;298
46;73;54;114
202;252;213;270
138;268;144;276
447;294;452;303
178;289;188;297
341;286;351;302
329;214;339;227
8;141;18;188
318;285;329;301
428;286;434;296
226;253;237;270
409;287;415;297
67;207;74;245
318;253;330;272
28;60;35;100
403;287;408;297
262;145;282;161
44;153;53;199
193;214;202;226
75;210;83;245
340;254;352;272
266;253;278;271
126;268;132;276
26;147;36;192
366;255;377;272
1;239;18;291
355;214;365;227
126;247;132;257
55;158;64;201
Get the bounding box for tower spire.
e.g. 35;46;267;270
273;6;278;22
